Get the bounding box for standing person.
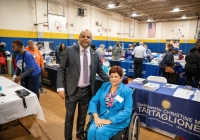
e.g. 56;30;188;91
36;42;44;56
143;44;152;62
159;47;179;83
185;47;200;88
12;40;41;99
112;41;122;60
58;43;67;63
97;44;106;58
125;44;134;60
0;42;7;74
132;42;146;78
57;29;110;140
55;43;61;64
26;40;46;93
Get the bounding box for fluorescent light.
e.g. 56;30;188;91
182;14;186;19
132;13;137;16
108;4;115;8
173;8;179;12
147;19;151;22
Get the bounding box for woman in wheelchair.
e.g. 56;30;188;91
87;66;133;140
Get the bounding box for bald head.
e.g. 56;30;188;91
79;29;92;38
139;42;144;46
79;29;92;49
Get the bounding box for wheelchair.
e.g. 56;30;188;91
80;109;140;140
81;91;140;140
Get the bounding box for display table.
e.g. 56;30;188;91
120;60;161;78
127;81;200;140
42;66;123;90
0;76;45;124
42;66;58;89
108;60;121;67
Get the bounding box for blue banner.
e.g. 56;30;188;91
132;84;200;140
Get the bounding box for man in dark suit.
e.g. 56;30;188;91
57;29;110;140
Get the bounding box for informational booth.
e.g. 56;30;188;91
127;81;200;140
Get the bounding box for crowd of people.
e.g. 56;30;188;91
1;29;200;140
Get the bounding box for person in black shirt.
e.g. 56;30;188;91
185;47;200;87
159;47;179;83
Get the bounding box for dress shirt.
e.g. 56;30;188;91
132;45;146;58
77;45;91;87
57;45;91;92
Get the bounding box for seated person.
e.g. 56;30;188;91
87;66;133;140
178;50;184;60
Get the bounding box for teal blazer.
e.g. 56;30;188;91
88;82;133;124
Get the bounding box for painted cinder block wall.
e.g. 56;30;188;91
0;0;197;53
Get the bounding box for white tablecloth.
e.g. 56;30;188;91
0;76;45;124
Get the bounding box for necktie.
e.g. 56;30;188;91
83;49;88;84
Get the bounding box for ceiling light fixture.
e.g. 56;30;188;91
108;4;115;8
147;19;151;22
132;13;137;16
182;14;186;19
173;7;179;12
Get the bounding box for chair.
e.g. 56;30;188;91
147;76;167;83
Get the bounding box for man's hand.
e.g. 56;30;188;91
41;68;45;72
12;75;17;81
15;75;22;83
58;91;65;99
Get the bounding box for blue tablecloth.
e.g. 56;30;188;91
120;60;186;85
120;60;161;78
127;81;200;140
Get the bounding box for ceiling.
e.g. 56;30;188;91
74;0;200;22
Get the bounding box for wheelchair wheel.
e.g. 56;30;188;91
127;114;140;140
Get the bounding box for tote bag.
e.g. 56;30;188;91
0;53;6;65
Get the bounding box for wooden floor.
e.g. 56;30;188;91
0;75;174;140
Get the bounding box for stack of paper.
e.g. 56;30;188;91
192;90;200;102
132;78;145;84
142;83;160;91
163;84;178;89
173;88;194;99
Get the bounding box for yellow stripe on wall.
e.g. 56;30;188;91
139;39;158;43
73;34;79;39
93;36;108;41
0;29;38;38
121;38;131;42
110;37;120;41
43;32;69;39
0;29;197;43
188;39;196;43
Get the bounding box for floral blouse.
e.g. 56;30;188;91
105;90;117;107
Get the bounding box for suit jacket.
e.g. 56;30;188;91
57;44;110;96
88;82;133;124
